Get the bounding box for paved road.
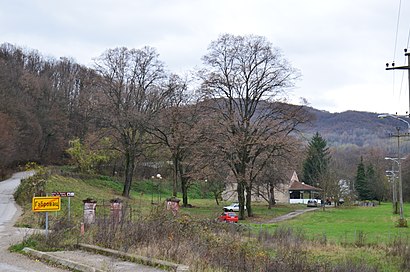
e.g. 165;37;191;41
0;171;67;271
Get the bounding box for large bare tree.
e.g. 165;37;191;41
200;34;308;219
255;137;304;209
147;74;201;206
94;46;168;197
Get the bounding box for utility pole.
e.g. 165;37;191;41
386;48;410;116
388;127;409;225
385;49;410;227
386;168;398;214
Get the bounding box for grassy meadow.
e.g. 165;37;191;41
15;172;305;227
12;171;410;271
256;203;410;244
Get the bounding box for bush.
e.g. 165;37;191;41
66;138;113;174
396;218;408;228
13;162;48;206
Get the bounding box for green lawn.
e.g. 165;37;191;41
267;204;410;244
18;173;309;226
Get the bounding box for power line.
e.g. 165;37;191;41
390;0;404;110
407;24;410;49
393;0;402;62
386;50;410;116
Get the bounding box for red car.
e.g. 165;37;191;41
218;212;238;223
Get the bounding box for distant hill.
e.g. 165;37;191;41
299;107;409;149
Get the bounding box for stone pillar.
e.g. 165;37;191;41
110;198;123;223
166;197;180;216
83;198;97;225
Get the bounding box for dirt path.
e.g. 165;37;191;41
266;207;319;223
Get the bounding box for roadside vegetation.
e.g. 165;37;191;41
11;168;410;271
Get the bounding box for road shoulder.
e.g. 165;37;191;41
23;243;190;272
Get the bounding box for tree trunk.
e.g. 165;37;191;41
39;132;53;163
214;193;220;205
237;181;246;220
245;184;253;217
268;181;276;209
181;176;188;207
122;151;135;197
173;156;178;197
178;161;190;207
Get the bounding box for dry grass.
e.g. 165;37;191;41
75;210;388;272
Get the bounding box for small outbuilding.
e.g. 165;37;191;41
221;170;322;205
288;180;322;204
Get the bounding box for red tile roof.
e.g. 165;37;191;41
289;181;321;191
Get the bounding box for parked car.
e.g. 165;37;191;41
223;203;246;212
307;199;318;207
218;212;238;223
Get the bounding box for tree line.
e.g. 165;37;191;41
1;35;312;219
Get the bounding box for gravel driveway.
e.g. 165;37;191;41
266;207;319;223
0;171;67;271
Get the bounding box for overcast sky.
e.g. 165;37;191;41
1;0;410;114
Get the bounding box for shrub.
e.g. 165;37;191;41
13;162;48;206
396;218;408;228
66;138;113;174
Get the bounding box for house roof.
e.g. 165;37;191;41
289;181;321;191
290;171;299;183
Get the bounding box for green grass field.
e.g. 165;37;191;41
258;204;410;244
25;174;305;225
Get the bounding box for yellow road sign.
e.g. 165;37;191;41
32;196;61;212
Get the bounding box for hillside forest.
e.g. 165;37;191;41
1;36;410;216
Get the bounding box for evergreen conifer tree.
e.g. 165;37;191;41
302;132;331;186
355;156;368;200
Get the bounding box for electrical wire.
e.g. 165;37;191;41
398;9;410;114
392;0;402;109
393;0;402;62
407;25;410;49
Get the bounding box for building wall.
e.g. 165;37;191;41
221;181;291;204
221;171;301;204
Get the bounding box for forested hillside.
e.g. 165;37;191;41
2;42;410;201
302;107;408;151
0;42;407;172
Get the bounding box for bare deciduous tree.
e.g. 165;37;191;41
94;46;168;197
200;34;308;219
147;74;201;206
255;138;304;209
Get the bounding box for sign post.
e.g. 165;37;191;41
52;192;74;222
45;212;49;237
51;192;74;222
32;196;61;238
